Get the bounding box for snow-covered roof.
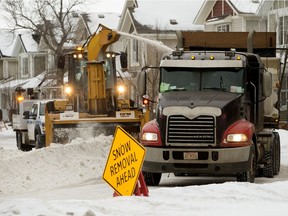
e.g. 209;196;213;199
19;34;39;52
0;78;28;89
0;30;14;56
229;0;263;14
132;0;205;32
21;72;46;89
84;12;121;34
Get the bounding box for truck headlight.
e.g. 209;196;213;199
142;132;158;141
226;134;248;142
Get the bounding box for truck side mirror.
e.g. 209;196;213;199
137;69;147;96
23;111;30;119
263;71;272;97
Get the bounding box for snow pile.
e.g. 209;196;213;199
0;135;113;196
0;129;288;216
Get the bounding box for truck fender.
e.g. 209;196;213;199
221;119;255;147
141;119;162;146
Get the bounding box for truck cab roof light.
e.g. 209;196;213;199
210;55;214;60
225;51;236;58
191;55;195;60
172;48;184;57
237;55;241;60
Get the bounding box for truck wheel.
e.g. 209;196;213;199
273;132;281;175
16;132;32;151
237;145;256;183
16;131;23;150
35;130;45;149
143;171;162;186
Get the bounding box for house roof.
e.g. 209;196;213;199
82;12;121;34
194;0;274;24
229;0;264;13
18;34;39;52
0;30;14;56
130;0;205;33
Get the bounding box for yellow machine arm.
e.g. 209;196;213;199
84;24;120;115
86;24;120;61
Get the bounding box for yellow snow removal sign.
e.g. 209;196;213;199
102;126;146;196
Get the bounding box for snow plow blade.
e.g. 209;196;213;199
45;110;148;145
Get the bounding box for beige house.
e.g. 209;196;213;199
194;0;274;32
0;31;47;121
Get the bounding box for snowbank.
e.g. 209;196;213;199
0;135;113;196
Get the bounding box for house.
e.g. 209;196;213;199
267;0;288;122
194;0;274;32
0;30;47;121
194;0;288;123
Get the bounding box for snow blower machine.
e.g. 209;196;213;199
45;24;149;145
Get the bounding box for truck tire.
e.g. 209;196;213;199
236;145;256;183
273;132;281;175
16;131;22;150
143;171;162;186
35;129;45;149
16;131;32;151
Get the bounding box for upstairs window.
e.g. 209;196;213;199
22;58;28;76
216;24;230;32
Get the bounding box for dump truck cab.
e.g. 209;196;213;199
139;50;280;185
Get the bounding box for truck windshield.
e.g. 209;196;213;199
160;67;244;93
40;103;46;116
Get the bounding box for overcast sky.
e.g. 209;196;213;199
0;0;126;29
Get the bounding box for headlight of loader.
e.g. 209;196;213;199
142;132;158;141
226;134;248;142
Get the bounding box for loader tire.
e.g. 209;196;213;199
236;145;256;183
143;171;162;186
273;132;281;175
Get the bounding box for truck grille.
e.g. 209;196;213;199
167;115;215;145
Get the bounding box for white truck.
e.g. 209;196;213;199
12;100;52;151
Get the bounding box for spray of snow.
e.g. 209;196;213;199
117;31;173;53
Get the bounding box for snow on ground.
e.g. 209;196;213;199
0;127;288;216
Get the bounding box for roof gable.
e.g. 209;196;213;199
11;32;39;56
194;0;272;24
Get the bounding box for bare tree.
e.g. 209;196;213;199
2;0;84;85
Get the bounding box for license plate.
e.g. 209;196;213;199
183;152;198;160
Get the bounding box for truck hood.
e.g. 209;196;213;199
159;91;242;109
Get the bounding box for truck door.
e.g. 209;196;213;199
27;103;38;141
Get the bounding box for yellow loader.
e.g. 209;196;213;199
45;24;149;145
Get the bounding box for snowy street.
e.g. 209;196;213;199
0;126;288;216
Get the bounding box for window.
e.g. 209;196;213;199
22;58;28;75
216;24;230;32
132;39;139;63
279;16;288;45
160;67;244;93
